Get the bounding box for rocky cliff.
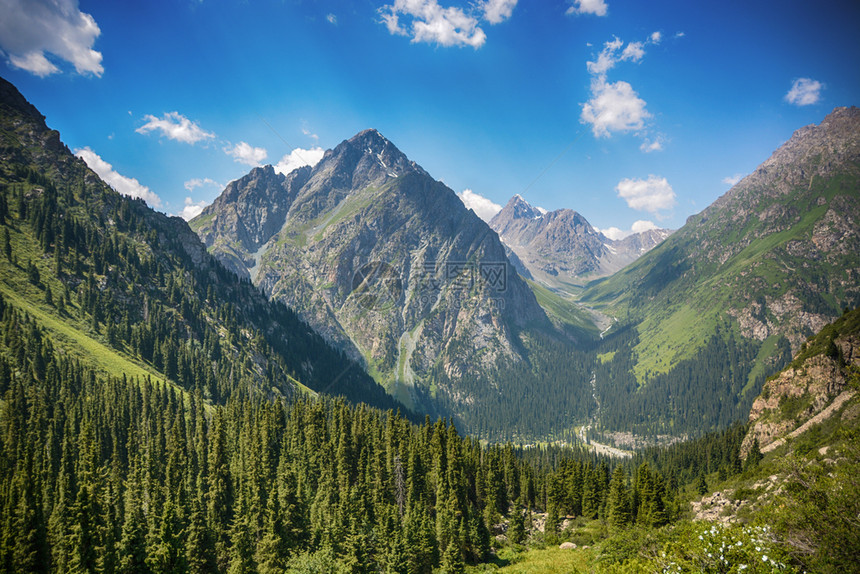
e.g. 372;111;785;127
741;308;860;457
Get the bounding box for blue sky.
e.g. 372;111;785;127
2;0;859;236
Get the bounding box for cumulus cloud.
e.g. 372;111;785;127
631;219;658;233
615;175;675;215
581;33;661;139
274;147;325;175
380;0;504;48
582;79;650;137
482;0;517;24
184;177;222;193
457;189;502;222
599;226;625;240
566;0;608;16
785;78;823;106
722;173;744;187
179;197;208;221
621;41;645;62
136;112;215;145
0;0;103;77
225;141;268;167
75;147;161;207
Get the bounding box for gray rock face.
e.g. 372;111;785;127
192;130;551;412
489;195;671;290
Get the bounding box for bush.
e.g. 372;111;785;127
654;522;799;573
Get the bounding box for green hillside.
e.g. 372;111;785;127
577;107;860;436
0;75;402;413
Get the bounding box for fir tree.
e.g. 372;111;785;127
606;467;631;529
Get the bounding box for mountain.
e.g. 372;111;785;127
741;307;860;458
489;195;671;291
0;75;399;412
193;130;598;438
582;107;860;435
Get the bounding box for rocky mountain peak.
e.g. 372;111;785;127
291;129;428;223
507;194;544;219
490;194;670;290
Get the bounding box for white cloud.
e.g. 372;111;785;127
75;147;161;207
722;173;744;187
302;123;320;142
225;141;268;167
184;177;222;193
615;175;676;215
326;13;337;25
0;0;103;77
639;135;665;153
7;52;58;77
457;189;502;222
785;77;823;106
598;220;658;241
581;33;662;139
274;147;325;175
482;0;517;24
136;112;215;145
599;227;625;240
566;0;608;16
379;0;487;48
621;41;645;62
631;219;658;233
585;37;623;76
582;79;650;137
179;197;208;221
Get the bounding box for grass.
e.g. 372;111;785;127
527;280;599;337
311;188;377;242
485;546;595;573
631;302;710;382
1;220;166;385
0;281;163;384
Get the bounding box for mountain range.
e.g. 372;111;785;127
192;106;860;439
0;75;399;413
489;195;672;292
192;130;595;437
3;70;858;444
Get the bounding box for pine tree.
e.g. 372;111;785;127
696;471;708;496
606;467;630;529
3;228;11;261
69;483;99;574
256;490;289;574
148;500;187;574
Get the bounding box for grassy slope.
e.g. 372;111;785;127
0;217;167;385
582;172;855;383
526;279;599;340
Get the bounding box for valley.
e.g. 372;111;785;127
0;72;858;573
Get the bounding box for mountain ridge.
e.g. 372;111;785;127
489;194;671;291
192;129;597;438
0;75;402;413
